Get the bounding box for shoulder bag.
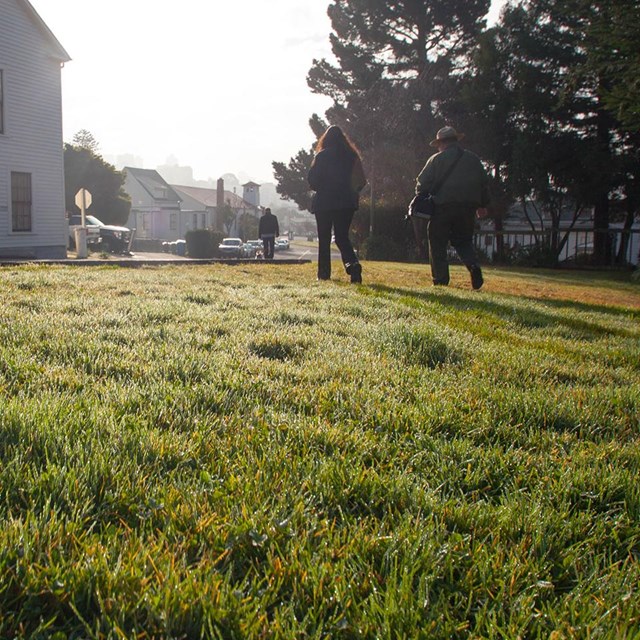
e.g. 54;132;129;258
408;148;464;220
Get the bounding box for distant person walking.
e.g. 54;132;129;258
308;125;366;283
416;126;490;289
259;207;279;260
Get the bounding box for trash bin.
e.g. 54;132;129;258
74;227;88;258
175;240;186;256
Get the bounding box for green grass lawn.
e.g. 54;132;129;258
1;262;639;638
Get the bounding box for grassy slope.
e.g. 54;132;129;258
0;262;639;638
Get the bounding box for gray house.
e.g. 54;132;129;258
0;0;70;258
171;184;218;233
123;167;183;241
172;180;261;237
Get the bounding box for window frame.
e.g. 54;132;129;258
11;171;33;233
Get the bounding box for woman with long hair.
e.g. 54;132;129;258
308;125;366;283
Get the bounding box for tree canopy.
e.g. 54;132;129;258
272;0;640;266
64;135;131;226
72;129;100;154
576;0;640;133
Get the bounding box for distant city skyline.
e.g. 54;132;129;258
31;0;505;184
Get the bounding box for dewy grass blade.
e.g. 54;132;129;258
0;262;638;637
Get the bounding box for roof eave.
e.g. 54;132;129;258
20;0;71;62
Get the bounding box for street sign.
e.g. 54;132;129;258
75;188;92;210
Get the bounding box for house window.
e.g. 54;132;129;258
170;213;177;231
142;213;150;231
201;213;206;228
11;172;32;232
0;69;4;134
193;213;198;229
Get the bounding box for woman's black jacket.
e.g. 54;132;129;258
308;148;366;214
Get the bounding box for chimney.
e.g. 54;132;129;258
216;178;224;208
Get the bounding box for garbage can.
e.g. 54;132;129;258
176;239;186;256
74;227;88;258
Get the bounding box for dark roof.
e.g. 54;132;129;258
242;181;261;187
19;0;71;62
125;167;182;204
171;184;258;209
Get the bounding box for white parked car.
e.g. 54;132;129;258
244;240;264;258
275;236;290;250
68;214;133;254
218;237;244;258
68;215;100;249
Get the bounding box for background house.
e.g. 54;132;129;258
123;167;182;241
170;185;218;233
172;178;261;237
0;0;70;258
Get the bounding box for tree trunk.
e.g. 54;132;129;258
593;106;613;265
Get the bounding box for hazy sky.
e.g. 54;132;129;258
31;0;505;184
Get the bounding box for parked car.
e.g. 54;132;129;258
68;216;100;249
275;236;290;251
218;237;245;258
244;240;264;259
68;214;133;254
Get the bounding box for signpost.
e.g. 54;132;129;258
74;188;92;226
74;188;92;258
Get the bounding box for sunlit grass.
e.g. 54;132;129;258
0;262;639;638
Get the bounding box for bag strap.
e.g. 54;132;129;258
429;147;464;196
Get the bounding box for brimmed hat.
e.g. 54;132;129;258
430;126;464;147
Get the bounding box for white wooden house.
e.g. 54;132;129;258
0;0;70;258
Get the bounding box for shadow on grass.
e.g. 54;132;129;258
365;283;639;339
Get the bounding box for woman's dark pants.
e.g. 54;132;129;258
315;209;358;279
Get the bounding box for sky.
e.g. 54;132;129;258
31;0;505;184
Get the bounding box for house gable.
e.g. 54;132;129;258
17;0;71;62
125;167;181;206
170;185;259;212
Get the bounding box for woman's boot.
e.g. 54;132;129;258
347;262;362;284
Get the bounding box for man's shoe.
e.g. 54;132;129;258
470;265;484;290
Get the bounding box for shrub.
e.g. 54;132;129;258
353;204;424;262
503;242;559;267
360;234;408;261
185;230;225;258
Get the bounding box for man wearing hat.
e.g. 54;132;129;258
415;126;490;289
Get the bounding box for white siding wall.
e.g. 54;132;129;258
0;0;67;258
124;173;153;238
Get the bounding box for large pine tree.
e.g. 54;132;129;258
488;0;636;263
273;0;490;212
